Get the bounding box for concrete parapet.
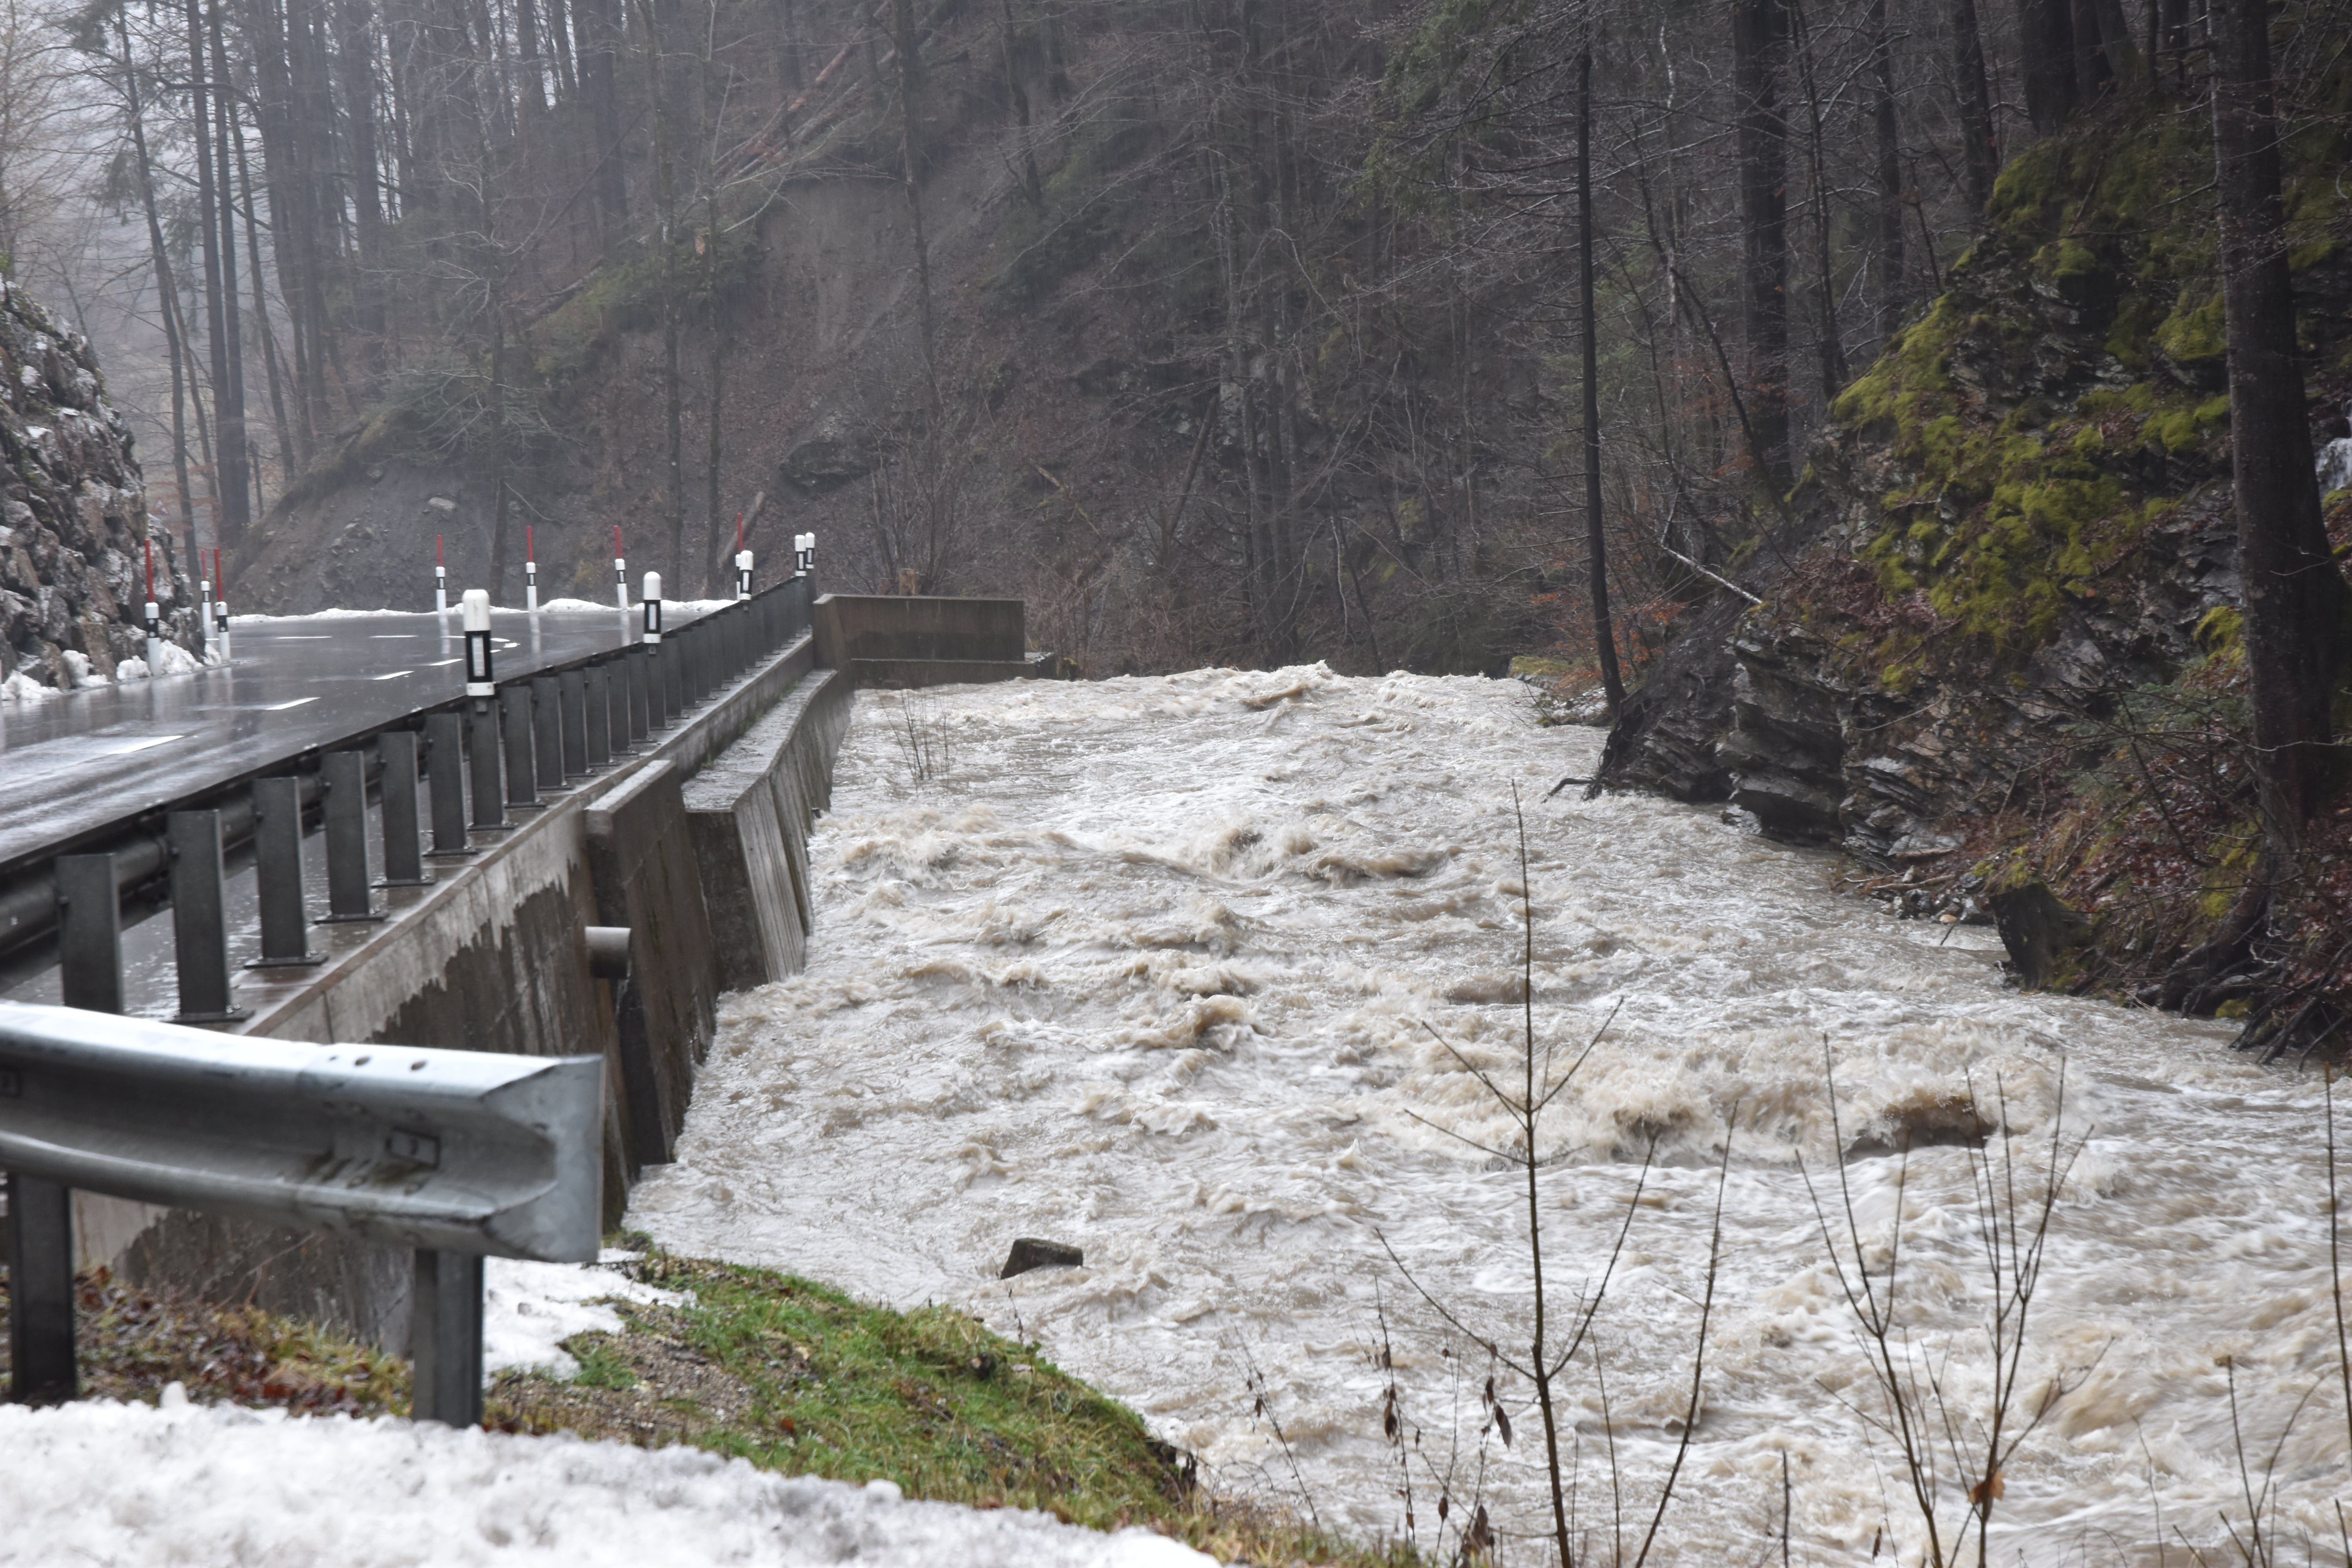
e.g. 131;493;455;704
813;594;1025;670
103;630;816;1347
681;670;853;991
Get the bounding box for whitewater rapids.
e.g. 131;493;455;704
628;666;2350;1564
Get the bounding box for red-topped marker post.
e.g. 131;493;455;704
525;524;539;613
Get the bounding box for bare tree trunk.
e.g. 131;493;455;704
2022;0;2078;135
893;0;941;419
1867;0;1909;330
119;14;201;544
187;0;252;550
999;0;1042;212
1951;0;1997;218
630;0;687;584
1733;0;1790;487
1791;0;1848;399
339;0;390;376
581;0;627;245
2210;0;2346;847
231;99;301;477
1579;41;1625;718
698;0;725;596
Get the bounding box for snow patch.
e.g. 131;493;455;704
0;1399;1216;1566
482;1256;689;1381
0;670;59;703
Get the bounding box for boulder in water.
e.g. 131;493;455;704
999;1238;1083;1279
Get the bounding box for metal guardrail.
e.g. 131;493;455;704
0;556;822;1422
0;566;821;982
0;1000;604;1425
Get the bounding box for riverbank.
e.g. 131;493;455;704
0;1256;1404;1566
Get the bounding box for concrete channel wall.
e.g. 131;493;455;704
812;594;1053;688
91;633;852;1348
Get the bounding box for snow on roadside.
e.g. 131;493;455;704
481;1254;688;1381
0;1396;1217;1568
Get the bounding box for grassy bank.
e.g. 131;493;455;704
0;1248;1407;1568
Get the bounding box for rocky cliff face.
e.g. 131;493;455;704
0;278;198;695
1594;105;2352;1044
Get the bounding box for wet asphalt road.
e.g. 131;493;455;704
0;604;698;873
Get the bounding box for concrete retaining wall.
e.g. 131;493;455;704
681;670;852;991
72;593;1003;1352
100;632;847;1348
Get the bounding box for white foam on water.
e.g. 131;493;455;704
630;666;2351;1564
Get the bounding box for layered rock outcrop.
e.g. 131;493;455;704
1592;107;2352;1036
0;278;197;694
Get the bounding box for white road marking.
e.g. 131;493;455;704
371;670;412;681
261;697;316;710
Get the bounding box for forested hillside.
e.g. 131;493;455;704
5;0;2015;672
6;0;2350;1038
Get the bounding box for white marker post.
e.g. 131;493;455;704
525;524;539;614
735;550;753;599
213;549;232;662
462;589;495;704
613;526;629;612
142;539;162;674
197;569;212;660
641;573;663;644
435;534;448;615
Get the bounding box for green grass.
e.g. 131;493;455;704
491;1243;1416;1566
6;1252;1412;1564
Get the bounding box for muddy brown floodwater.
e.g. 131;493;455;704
631;666;2352;1565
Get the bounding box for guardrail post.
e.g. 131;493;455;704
5;1171;75;1405
426;713;477;855
13;858;112;1406
583;666;612;769
248;777;320;967
626;647;652;741
664;634;685;716
410;1249;485;1427
319;751;382;923
169;812;247;1022
501;686;539;810
56;855;123;1014
379;731;432;886
559;671;590;777
467;703;505;831
530;675;565;792
648;647;673;730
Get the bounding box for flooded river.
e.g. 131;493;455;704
628;666;2350;1564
